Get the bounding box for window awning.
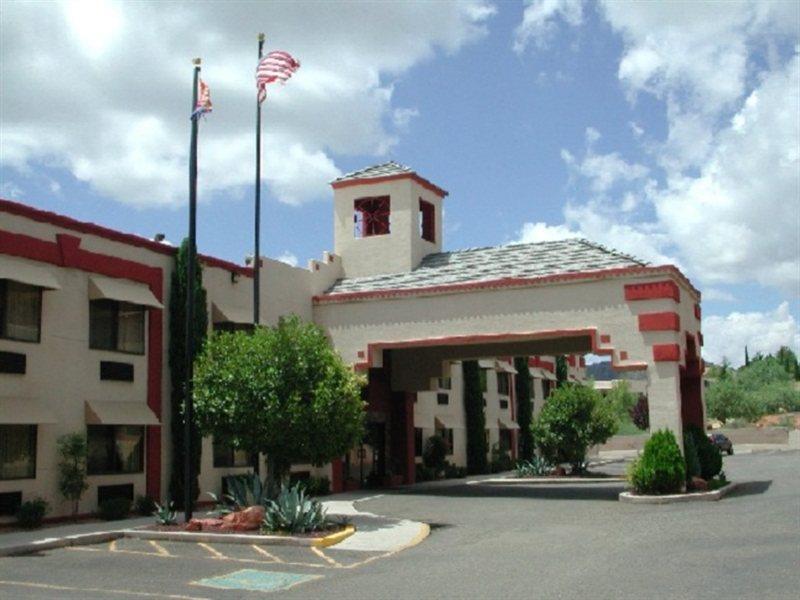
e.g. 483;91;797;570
498;417;520;430
85;400;160;426
478;359;517;374
496;361;518;374
0;258;60;290
211;301;252;325
529;367;548;379
0;398;58;424
477;359;494;369
542;370;558;381
89;275;162;309
435;415;465;429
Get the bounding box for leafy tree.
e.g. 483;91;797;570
514;356;534;461
57;433;88;519
705;378;756;422
629;396;650;430
168;239;208;509
462;360;488;474
605;380;639;422
555;355;568;387
531;384;618;473
685;424;722;479
193;316;364;492
775;346;800;380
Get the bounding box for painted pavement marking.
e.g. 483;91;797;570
0;579;210;599
310;546;342;568
251;544;283;563
148;540;173;557
192;569;321;593
197;542;227;560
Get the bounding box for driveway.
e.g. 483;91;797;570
0;451;797;599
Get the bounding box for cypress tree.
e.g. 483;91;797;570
168;239;208;508
514;356;534;461
556;355;569;387
745;345;750;367
462;360;488;474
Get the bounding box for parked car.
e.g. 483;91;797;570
709;432;734;455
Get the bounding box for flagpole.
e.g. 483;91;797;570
254;32;265;326
184;57;201;523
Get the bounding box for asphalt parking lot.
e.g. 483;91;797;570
1;450;798;599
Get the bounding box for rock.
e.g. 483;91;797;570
184;506;264;532
690;476;708;491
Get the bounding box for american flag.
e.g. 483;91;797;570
191;79;213;120
256;50;300;104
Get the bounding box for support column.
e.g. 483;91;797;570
647;362;684;445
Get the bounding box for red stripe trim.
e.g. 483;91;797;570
638;312;681;332
317;266;698;305
331;173;448;198
624;280;681;302
652;343;681;362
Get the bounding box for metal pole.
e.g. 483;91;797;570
254;33;265;326
184;58;201;523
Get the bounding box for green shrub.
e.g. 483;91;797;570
301;476;331;497
683;432;701;482
489;443;514;473
57;433;88;519
152;501;178;526
208;473;271;512
134;495;156;516
423;435;448;474
98;497;132;521
686;425;722;479
515;456;553;477
532;384;618;472
17;497;48;529
262;483;327;534
628;429;685;495
415;463;436;482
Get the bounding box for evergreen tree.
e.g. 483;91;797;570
514;356;534;461
775;346;800;380
462;360;488;474
745;345;750;367
556;355;569;387
168;239;208;508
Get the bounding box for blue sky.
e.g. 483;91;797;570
1;1;798;365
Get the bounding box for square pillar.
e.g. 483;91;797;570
647;362;684;445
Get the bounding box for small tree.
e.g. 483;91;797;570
628;429;685;495
462;360;488;474
629;396;650;430
193;316;364;493
422;435;448;476
531;384;618;473
555;355;568;387
514;356;534;461
606;380;638;422
57;433;88;518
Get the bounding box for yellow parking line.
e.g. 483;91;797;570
197;543;226;560
148;540;173;557
251;544;283;562
0;579;211;599
109;539;118;552
310;546;342;568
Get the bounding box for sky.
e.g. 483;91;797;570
1;0;798;366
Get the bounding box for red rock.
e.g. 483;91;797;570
690;476;708;491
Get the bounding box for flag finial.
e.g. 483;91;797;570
258;33;265;42
193;57;202;66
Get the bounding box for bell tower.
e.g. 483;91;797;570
331;162;447;278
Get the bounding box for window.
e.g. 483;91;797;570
0;280;42;342
90;300;145;354
212;437;252;468
414;428;423;458
87;425;144;475
499;429;513;453
354;196;391;238
437;392;449;405
499;399;509;410
437;428;454;455
479;369;488;393
419;199;435;242
437;377;451;390
0;425;37;480
497;373;510;396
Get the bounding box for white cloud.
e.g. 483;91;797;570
274;251;299;267
392;107;420;130
515;221;580;243
513;0;583;53
703;302;800;367
701;288;736;303
0;1;495;207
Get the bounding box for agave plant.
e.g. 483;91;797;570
207;473;272;513
152;501;177;526
262;483;328;534
515;456;553;477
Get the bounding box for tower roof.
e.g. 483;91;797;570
331;161;448;197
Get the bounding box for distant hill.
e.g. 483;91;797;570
586;361;647;381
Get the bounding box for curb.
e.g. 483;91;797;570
0;531;122;557
312;525;356;548
469;477;627;485
619;482;738;504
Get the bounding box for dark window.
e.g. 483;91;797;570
0;351;26;374
419;199;435;242
437;377;451;390
212;437;252;468
0;491;22;516
479;369;488;393
437;392;449;405
97;484;134;504
499;429;513;453
414;428;423;458
213;322;255;334
87;425;144;475
90;300;145;354
0;425;37;480
354;196;391;238
437;428;454;455
0;280;42;343
497;373;510;396
499;399;509;410
100;361;134;382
